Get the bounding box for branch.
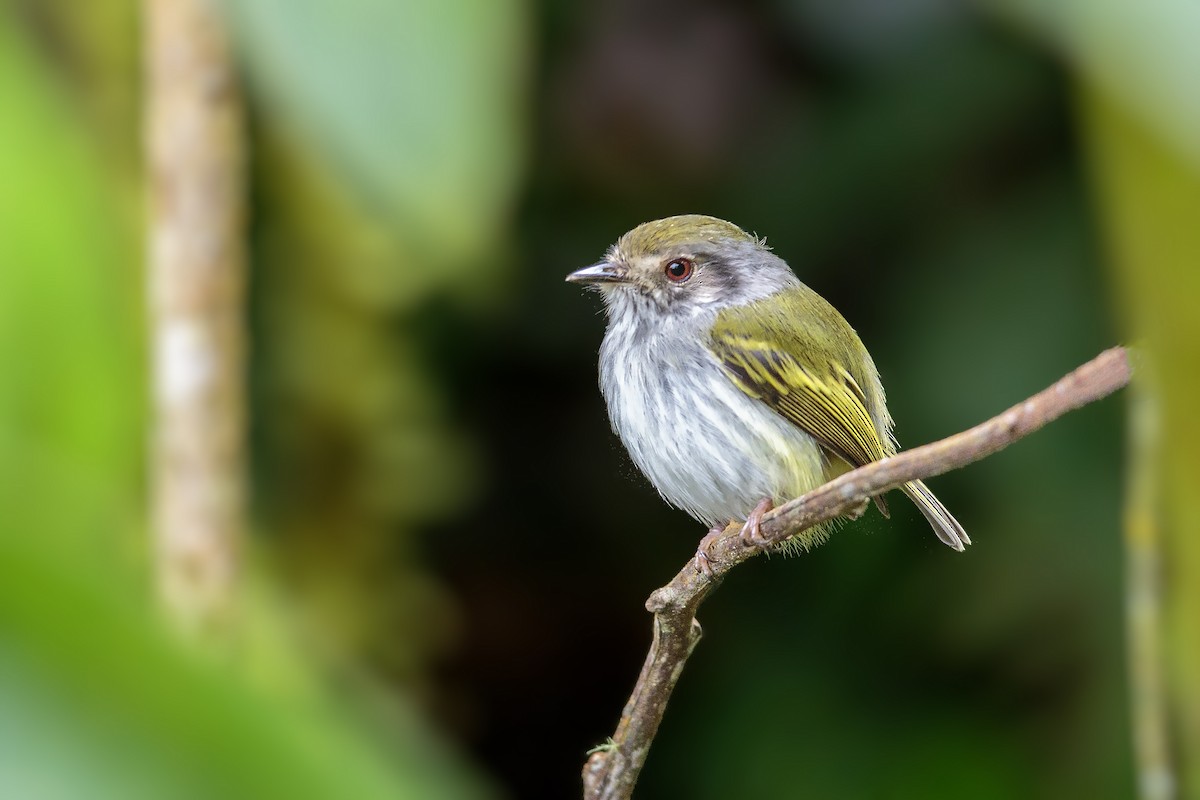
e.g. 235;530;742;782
146;0;247;639
582;346;1132;800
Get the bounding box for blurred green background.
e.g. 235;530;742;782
2;0;1197;797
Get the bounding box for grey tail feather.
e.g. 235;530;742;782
873;494;890;518
900;480;970;551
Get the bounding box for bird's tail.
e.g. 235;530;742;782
900;480;970;551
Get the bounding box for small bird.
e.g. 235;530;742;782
567;214;967;572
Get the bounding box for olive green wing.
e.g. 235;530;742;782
709;286;973;549
707;286;891;472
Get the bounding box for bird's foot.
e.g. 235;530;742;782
693;523;728;578
738;498;775;549
693;498;776;576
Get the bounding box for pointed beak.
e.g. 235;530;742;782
565;261;626;285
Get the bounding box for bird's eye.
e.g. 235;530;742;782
664;258;694;283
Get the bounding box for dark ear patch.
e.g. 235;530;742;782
695;251;741;296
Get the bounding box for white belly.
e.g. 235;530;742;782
599;323;825;527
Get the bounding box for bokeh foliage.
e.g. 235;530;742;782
0;0;515;796
1081;81;1200;800
2;0;1197;798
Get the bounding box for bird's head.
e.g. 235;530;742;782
566;215;796;316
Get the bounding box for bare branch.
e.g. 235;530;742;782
146;0;247;638
583;346;1132;800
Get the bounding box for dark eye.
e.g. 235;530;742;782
664;258;694;283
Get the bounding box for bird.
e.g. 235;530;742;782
566;214;968;573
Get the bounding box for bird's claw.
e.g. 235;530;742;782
694;498;774;576
693;524;726;578
738;497;774;549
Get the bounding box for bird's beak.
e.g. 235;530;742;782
565;261;626;285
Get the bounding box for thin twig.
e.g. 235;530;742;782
146;0;247;639
582;346;1132;800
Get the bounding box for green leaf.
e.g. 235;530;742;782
995;0;1200;168
220;0;528;270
